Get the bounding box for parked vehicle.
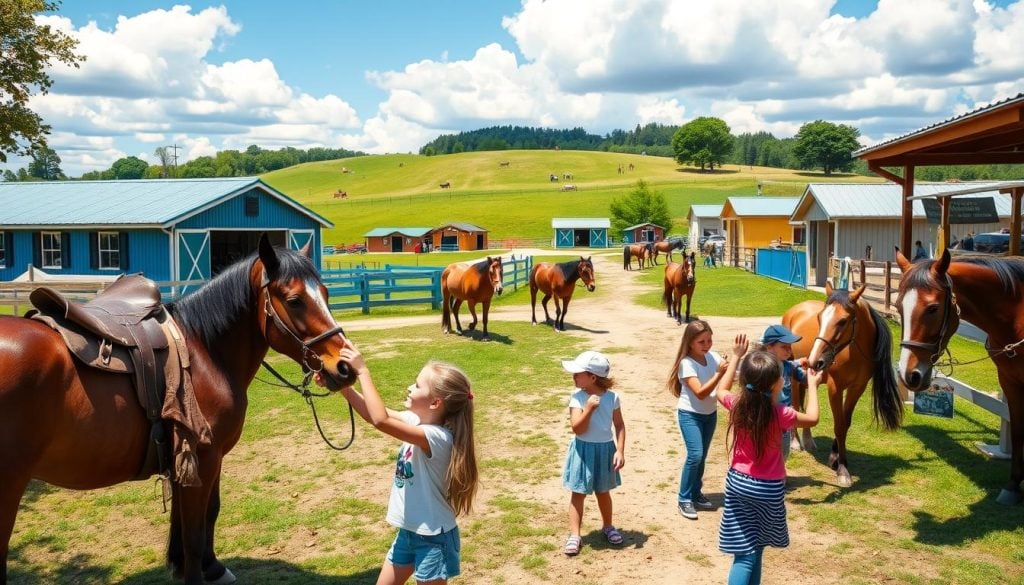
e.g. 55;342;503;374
973;231;1024;254
346;243;367;254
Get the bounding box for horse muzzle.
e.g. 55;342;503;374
495;286;504;296
900;364;932;392
586;284;596;292
319;358;358;391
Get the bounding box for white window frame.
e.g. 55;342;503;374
41;231;62;269
0;233;6;269
98;231;120;270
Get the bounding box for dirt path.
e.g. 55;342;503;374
346;251;840;584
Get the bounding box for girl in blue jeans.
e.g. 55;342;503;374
666;319;728;520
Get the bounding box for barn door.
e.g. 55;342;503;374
590;229;607;247
176;230;210;295
556;229;573;248
288;229;314;251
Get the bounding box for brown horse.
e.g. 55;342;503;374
895;249;1024;504
441;256;503;340
782;281;903;486
529;257;596;331
623;243;652;270
0;235;357;584
662;253;697;324
652;237;685;265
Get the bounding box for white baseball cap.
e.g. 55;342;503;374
562;350;611;377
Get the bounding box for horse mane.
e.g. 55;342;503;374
167;247;320;348
472;258;493;275
555;259;582;281
825;287;856;312
952;255;1024;296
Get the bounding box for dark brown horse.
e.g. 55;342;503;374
663;253;697;324
441;256;503;340
623;243;652;270
651;237;685;265
783;281;903;486
895;249;1024;504
529;257;596;331
0;235;357;584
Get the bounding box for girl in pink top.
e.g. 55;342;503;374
715;335;821;585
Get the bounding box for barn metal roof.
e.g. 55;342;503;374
551;218;611;229
364;227;433;237
622;222;665;231
687;204;723;219
796;182;1012;220
0;177;333;228
723;197;800;217
436;222;487;232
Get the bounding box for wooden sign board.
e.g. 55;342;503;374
922;197;999;224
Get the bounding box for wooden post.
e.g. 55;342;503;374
884;261;893;312
360;274;370;315
431;272;441;311
860;259;866;287
940;197;951;251
901;165;915;255
1010;187;1023;256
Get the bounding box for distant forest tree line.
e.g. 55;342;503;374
420;122;1024;180
2;144;364;182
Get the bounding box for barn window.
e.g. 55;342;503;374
244;195;259;217
41;231;63;269
381;238;387;245
0;233;6;269
793;226;806;245
97;231;120;270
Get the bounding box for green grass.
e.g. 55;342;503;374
262;150;882;246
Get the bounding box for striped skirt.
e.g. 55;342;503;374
718;468;789;555
562;438;621;494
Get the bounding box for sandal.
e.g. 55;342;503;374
564;534;582;556
602;526;624;546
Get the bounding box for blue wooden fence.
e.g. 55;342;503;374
323;255;533;314
755;248;806;287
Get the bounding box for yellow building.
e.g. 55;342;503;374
720;197;801;249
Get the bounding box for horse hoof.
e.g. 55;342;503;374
790;438;803;453
206;567;237;584
996;488;1023;505
837;473;852;488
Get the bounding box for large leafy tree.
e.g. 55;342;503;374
792;120;861;175
1;0;84;163
26;144;63;179
609;180;672;238
110;155;148;179
672;117;733;171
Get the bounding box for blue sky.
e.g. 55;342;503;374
7;0;1024;176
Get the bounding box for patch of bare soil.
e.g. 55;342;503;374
338;251;849;584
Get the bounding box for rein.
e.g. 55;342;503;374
258;271;356;451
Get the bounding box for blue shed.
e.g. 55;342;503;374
0;178;332;288
552;218;610;248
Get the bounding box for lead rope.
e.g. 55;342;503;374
259;360;356;451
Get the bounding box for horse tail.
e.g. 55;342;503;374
623;245;629;269
662;273;673;309
868;306;903;430
441;268;452;331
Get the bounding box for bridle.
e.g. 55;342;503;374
489;261;503;290
257;269;355;451
814;302;860;368
899;273;959;366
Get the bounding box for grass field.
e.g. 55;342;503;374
262;150;883;246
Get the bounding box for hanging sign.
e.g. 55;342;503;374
922;197;999;224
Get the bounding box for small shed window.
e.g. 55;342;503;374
41;231;62;269
97;231;120;270
244;195;259;217
793;227;806;245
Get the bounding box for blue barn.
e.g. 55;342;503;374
0;178;332;287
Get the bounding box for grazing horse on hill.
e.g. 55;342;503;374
529;257;596;332
0;235;356;584
441;257;504;341
652;238;685;265
663;253;697;324
439;181;451;189
623;243;652;270
782;281;903;487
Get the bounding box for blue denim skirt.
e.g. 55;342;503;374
562;437;621;494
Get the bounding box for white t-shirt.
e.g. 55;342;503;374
385;411;457;535
568;389;620;443
676;352;722;414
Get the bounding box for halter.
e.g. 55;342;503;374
257;268;355;451
899;273;959;366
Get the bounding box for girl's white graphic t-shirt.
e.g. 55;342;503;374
386;411;456;535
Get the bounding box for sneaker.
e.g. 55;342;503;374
678;501;698;520
694;495;714;510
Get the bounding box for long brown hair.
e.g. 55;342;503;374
726;351;781;461
426;361;479;516
666;319;713;397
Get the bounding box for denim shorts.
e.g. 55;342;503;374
387;526;461;581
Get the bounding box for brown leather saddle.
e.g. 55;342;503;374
28;274;175;481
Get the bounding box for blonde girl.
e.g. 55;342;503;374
667;319;728;520
337;345;478;585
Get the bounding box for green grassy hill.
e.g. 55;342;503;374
261;150;883;246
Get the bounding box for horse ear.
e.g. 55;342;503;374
299;240;312;258
825;279;834;296
894;247;912;272
932;247;951;275
258;233;281;276
849;283;867;303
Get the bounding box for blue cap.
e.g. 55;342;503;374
761;324;801;344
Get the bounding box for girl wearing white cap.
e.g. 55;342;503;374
560;350;626;556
